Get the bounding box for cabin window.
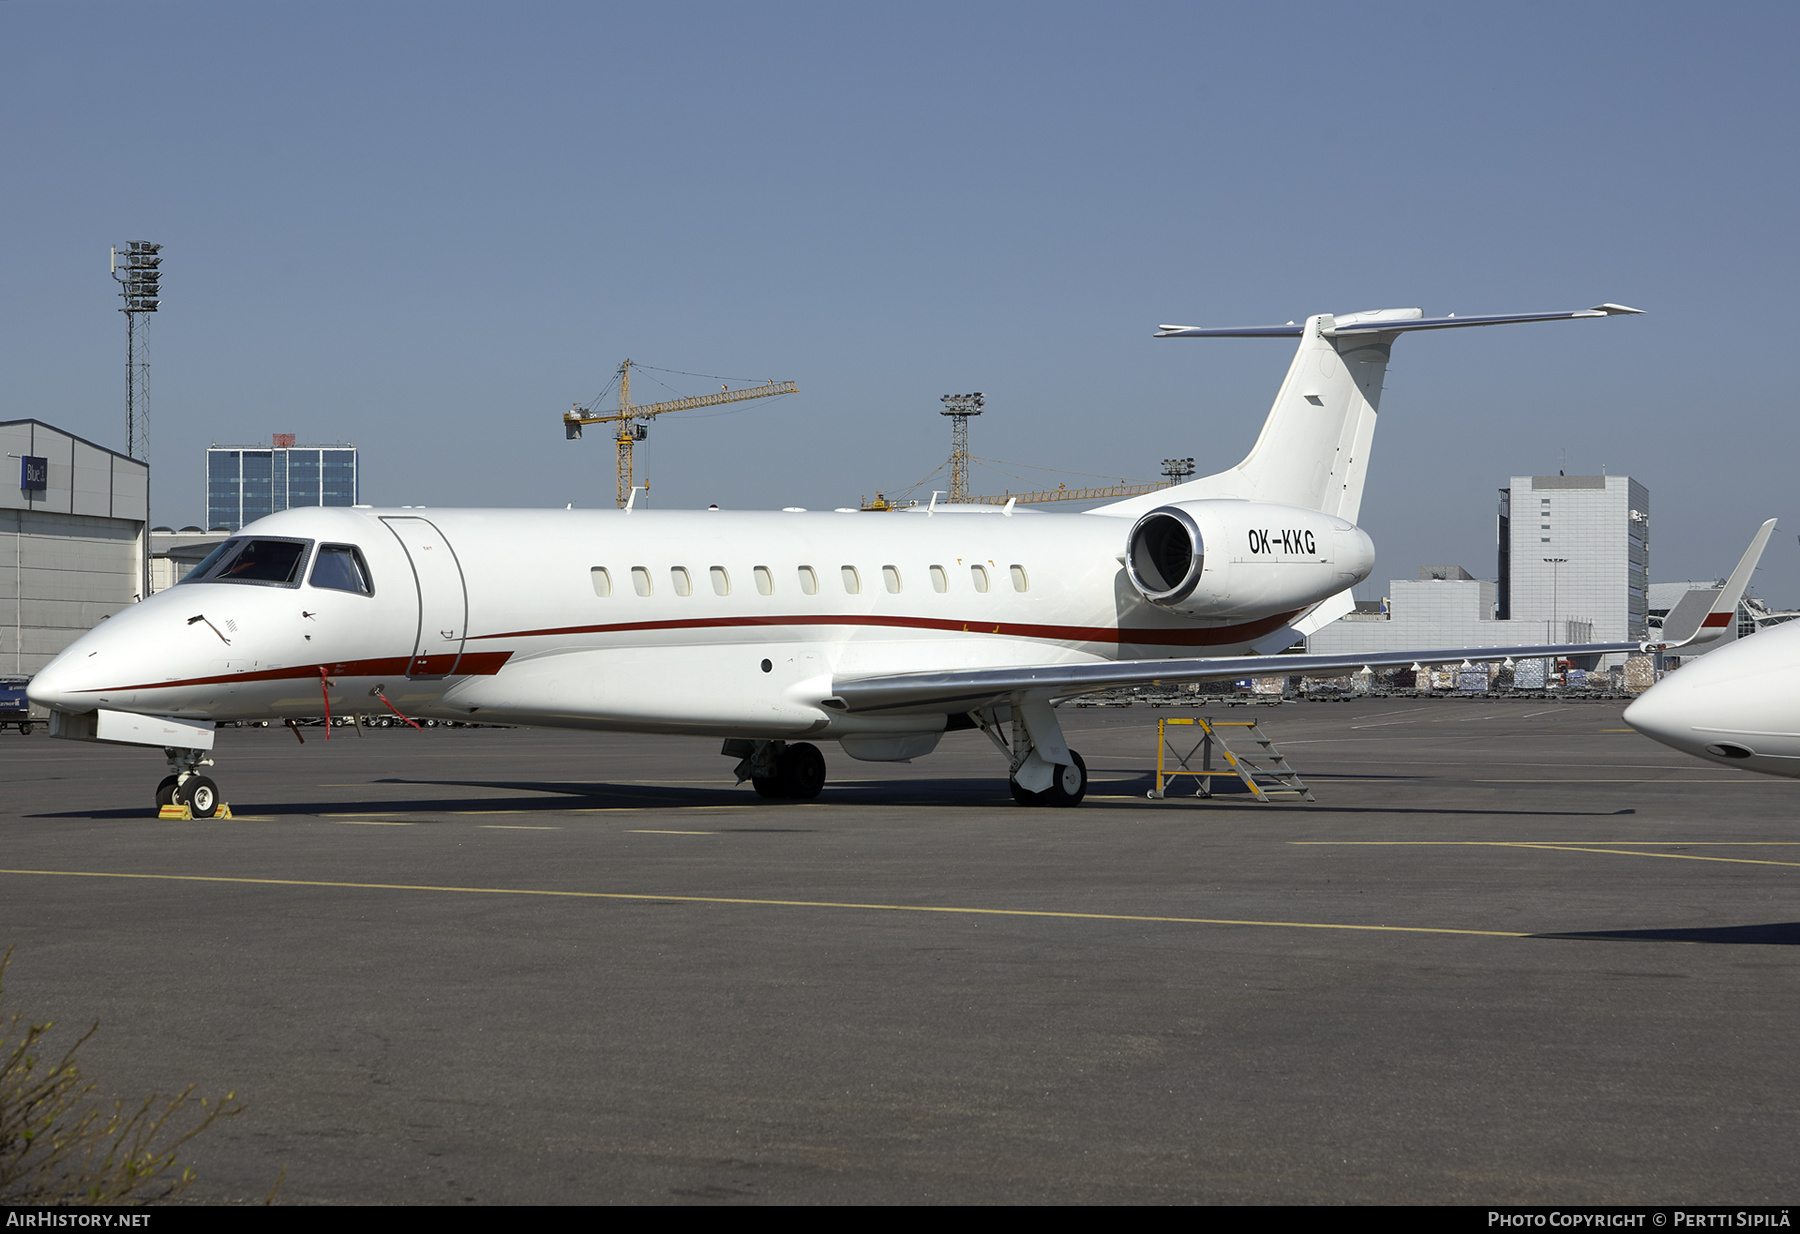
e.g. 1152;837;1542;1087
311;545;374;596
841;566;861;594
754;566;773;595
1010;564;1029;592
631;566;652;597
590;566;612;598
883;565;902;593
930;565;948;593
710;566;730;596
971;564;990;593
672;567;692;597
798;566;818;595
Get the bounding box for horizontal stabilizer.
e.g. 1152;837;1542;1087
1155;304;1642;339
830;641;1644;716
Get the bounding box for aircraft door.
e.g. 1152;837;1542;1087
381;516;468;678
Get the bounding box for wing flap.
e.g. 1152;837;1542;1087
829;641;1643;716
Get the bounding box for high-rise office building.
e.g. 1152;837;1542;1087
206;436;358;531
1498;474;1648;642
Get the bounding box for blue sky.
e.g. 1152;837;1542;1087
4;3;1796;599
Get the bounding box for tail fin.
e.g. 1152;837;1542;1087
1092;303;1643;523
1658;519;1776;648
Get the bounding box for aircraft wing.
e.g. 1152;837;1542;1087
828;641;1643;717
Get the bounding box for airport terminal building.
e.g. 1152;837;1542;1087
0;420;149;675
1308;474;1648;664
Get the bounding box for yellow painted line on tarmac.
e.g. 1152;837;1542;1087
479;825;559;830
1292;841;1800;870
0;868;1527;939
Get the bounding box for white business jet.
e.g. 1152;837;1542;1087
32;303;1663;816
1623;520;1800;773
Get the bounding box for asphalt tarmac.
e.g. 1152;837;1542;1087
2;696;1796;1204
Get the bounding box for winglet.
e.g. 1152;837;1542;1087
1656;519;1777;649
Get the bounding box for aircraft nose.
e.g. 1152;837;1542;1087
26;653;84;712
1622;684;1690;752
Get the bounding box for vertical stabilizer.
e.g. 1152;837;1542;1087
1091;302;1640;523
1096;311;1395;521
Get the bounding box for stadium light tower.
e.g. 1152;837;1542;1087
940;392;984;503
111;241;162;460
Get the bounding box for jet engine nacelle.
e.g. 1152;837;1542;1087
1124;501;1375;620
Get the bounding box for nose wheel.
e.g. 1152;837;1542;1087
157;748;224;819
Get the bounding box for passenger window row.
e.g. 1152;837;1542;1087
589;563;1029;598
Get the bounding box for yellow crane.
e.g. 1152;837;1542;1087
564;360;798;508
968;481;1170;506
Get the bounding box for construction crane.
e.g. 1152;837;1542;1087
564;359;798;508
966;458;1196;506
967;481;1169;506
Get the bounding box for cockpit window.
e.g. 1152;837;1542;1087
182;537;313;588
182;539;240;582
310;544;374;596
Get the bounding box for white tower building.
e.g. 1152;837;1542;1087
1499;475;1648;643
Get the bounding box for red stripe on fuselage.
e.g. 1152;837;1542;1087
79;650;514;694
466;611;1302;647
81;613;1296;695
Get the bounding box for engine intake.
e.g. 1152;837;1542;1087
1126;507;1203;604
1121;500;1375;620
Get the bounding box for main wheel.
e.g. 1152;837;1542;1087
1044;750;1088;807
155;775;180;808
777;742;827;800
751;775;786;799
1010;750;1087;807
177;775;220;819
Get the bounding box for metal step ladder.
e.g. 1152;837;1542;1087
1148;716;1314;802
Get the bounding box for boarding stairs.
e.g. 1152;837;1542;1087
1148;716;1314;802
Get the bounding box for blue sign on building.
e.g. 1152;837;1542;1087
20;455;46;492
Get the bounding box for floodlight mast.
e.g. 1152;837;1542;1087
940;392;984;503
111;242;162;461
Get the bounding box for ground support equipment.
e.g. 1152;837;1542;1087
1148;716;1314;802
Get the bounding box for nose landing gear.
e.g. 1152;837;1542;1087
158;747;225;819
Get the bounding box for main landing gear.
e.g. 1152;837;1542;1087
724;739;827;800
976;699;1089;807
158;747;222;819
1007;750;1088;807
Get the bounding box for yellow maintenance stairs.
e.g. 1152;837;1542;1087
1147;716;1314;802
